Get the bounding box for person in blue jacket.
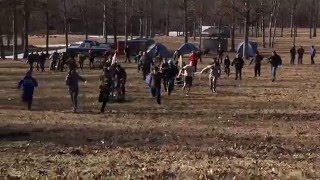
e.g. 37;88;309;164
18;70;38;110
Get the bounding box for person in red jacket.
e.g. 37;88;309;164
189;51;199;72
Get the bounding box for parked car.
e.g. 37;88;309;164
67;40;114;57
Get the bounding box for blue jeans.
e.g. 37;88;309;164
150;86;161;104
271;66;278;81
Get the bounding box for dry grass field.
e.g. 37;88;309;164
0;29;320;179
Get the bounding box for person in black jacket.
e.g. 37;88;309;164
268;51;282;82
231;54;244;80
224;55;231;77
166;60;179;95
250;51;264;77
290;45;296;65
297;46;305;64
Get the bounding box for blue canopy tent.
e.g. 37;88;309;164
177;43;200;55
237;41;258;57
147;43;171;58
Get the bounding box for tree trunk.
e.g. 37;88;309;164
280;18;284;37
165;0;171;36
272;1;280;47
130;0;134;39
293;25;297;46
103;2;108;43
63;0;68;50
13;0;18;60
199;0;204;49
112;0;118;45
144;0;148;38
139;3;143;37
313;0;318;37
23;0;30;58
183;0;188;43
124;0;128;46
46;8;49;55
149;0;154;37
0;24;4;59
310;7;313;39
261;0;266;48
243;0;250;59
230;0;235;51
268;1;276;48
290;2;297;38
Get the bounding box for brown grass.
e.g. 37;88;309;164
0;29;320;179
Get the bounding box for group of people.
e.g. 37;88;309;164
20;48;127;113
19;42;315;111
290;45;316;65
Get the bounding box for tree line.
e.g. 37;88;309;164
0;0;319;59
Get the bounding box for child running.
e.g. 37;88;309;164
18;70;38;110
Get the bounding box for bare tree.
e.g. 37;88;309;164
124;0;128;46
183;0;188;43
272;0;281;47
13;0;18;60
165;0;171;36
229;0;236;51
268;0;276;48
112;0;118;44
290;0;297;38
61;0;68;49
243;0;250;59
103;1;108;43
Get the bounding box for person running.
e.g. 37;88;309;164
99;68;113;113
50;50;60;70
173;50;181;62
179;62;195;96
78;53;86;70
200;58;221;93
290;45;296;65
18;70;38;110
39;52;46;72
35;51;40;71
224;55;231;77
231;54;244;80
115;64;127;101
138;52;153;80
149;66;163;104
65;69;86;113
124;45;131;63
27;52;36;71
160;59;169;92
68;54;78;71
297;46;305;64
189;51;199;72
250;51;264;77
217;44;224;63
310;45;316;65
134;51;143;63
166;60;179;95
268;51;282;82
88;49;95;69
60;52;68;72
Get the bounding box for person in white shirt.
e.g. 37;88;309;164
199;58;221;93
179;62;195;96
